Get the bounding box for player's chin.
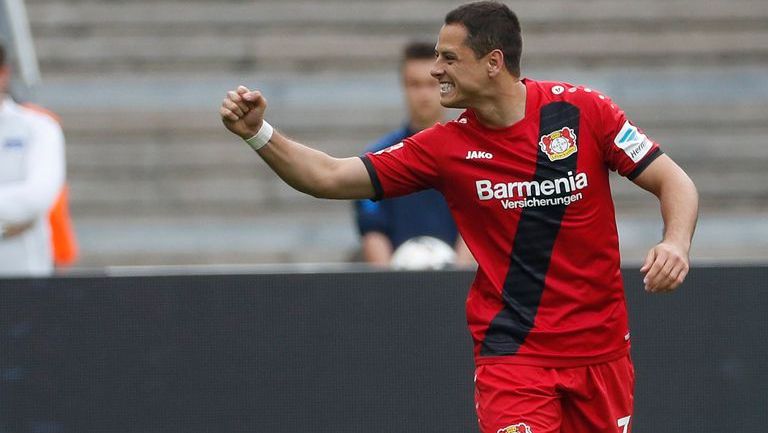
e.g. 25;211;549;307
439;95;465;109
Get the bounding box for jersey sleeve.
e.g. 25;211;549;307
593;92;662;180
353;199;389;236
360;128;442;201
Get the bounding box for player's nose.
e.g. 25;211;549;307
430;64;443;79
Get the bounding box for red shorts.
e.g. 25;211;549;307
474;355;634;433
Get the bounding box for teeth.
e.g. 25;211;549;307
440;83;454;94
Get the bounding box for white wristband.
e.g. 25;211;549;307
243;121;274;151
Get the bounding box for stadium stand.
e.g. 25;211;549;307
22;0;768;266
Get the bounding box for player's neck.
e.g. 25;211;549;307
409;116;442;132
472;78;526;129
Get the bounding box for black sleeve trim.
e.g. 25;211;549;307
360;155;384;201
627;148;663;180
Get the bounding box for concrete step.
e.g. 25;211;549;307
36;66;768;107
62;127;768;181
610;168;768;206
65;137;372;177
33;29;768;74
63;126;767;216
67;174;318;217
54;101;767;140
56;107;403;136
68;211;768;267
56;105;768;217
70;212;360;267
27;0;768;73
34;65;768;129
66;168;768;218
28;0;768;32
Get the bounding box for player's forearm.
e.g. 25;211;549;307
361;232;393;266
633;155;698;251
255;131;372;200
254;131;334;197
657;167;698;250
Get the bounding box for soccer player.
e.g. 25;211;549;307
354;41;472;267
220;2;698;432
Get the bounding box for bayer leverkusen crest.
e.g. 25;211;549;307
539;127;577;162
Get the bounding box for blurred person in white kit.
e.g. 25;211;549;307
0;41;64;276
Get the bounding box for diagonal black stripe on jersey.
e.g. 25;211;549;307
480;102;580;357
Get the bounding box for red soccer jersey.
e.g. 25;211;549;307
362;78;662;367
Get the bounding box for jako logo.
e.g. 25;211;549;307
465;150;493;160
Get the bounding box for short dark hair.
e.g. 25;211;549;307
402;41;436;63
445;1;522;76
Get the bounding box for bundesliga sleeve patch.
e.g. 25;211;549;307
614;121;652;162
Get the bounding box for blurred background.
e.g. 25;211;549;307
4;0;768;268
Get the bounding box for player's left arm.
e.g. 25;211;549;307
631;154;698;293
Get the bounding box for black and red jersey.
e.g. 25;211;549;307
361;78;662;367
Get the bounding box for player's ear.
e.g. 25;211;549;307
487;49;504;78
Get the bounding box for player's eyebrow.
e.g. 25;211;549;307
436;49;458;60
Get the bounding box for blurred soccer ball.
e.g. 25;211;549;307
390;236;456;270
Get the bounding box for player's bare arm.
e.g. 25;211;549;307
220;86;375;200
454;236;476;267
361;232;394;266
632;154;698;293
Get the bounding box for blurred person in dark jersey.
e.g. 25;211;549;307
354;41;472;267
220;2;698;431
0;41;68;276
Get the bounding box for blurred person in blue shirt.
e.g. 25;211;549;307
354;41;473;267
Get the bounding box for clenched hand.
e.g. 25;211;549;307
220;85;268;139
640;241;690;293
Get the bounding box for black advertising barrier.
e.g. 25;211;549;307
0;267;766;433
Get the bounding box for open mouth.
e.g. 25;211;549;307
440;82;455;95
